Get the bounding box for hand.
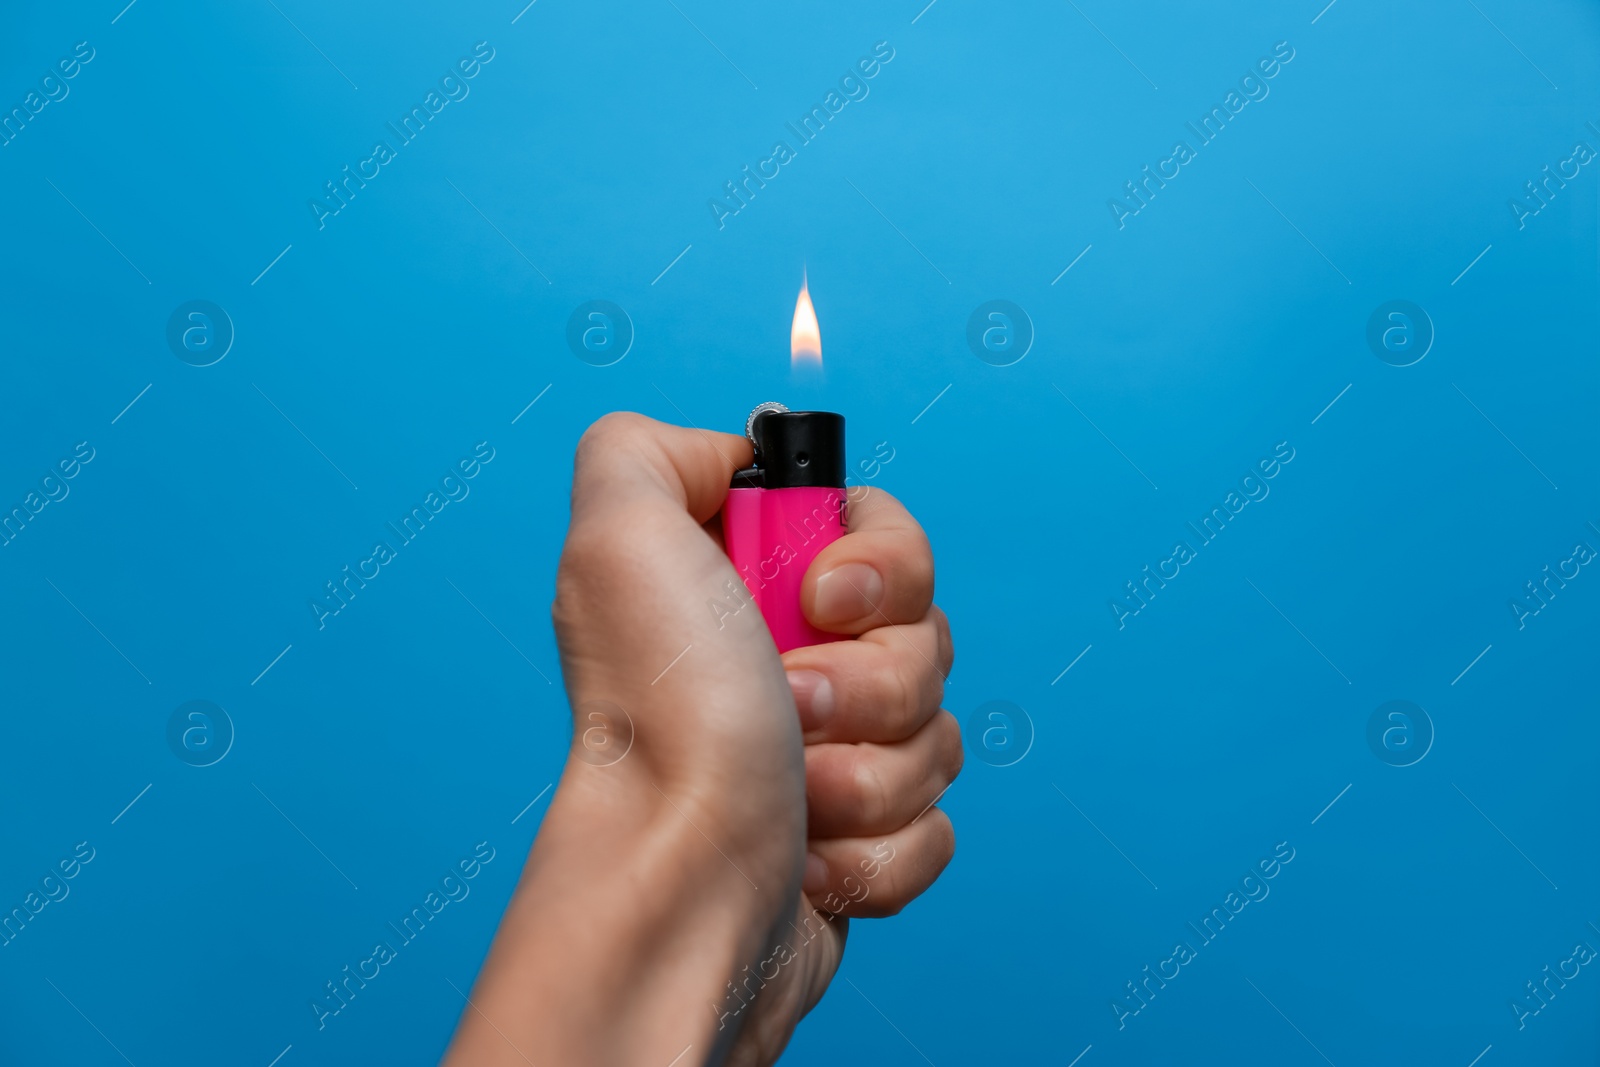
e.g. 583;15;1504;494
442;413;957;1067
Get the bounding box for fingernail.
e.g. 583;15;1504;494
803;852;829;894
812;563;884;626
786;670;835;732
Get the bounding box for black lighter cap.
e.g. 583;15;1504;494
744;410;845;489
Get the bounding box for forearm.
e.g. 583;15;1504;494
442;768;783;1067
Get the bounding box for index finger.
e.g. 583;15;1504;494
800;488;934;634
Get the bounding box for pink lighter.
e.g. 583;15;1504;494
722;403;849;653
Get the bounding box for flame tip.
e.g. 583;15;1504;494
789;274;822;366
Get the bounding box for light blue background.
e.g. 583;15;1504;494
2;1;1597;1064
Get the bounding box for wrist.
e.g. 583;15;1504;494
446;763;792;1065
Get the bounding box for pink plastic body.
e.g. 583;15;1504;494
722;485;848;652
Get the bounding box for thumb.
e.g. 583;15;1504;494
569;412;751;530
555;412;778;738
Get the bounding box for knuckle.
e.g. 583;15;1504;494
581;410;650;446
874;868;917;918
920;615;950;707
870;655;915;731
868;487;904;511
849;485;898;521
905;536;936;611
893;658;923;732
929;604;955;676
930;809;957;870
850;750;889;827
574;412;652;472
934;710;964;782
926;667;946;717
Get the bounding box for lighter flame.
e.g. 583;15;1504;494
790;273;822;367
